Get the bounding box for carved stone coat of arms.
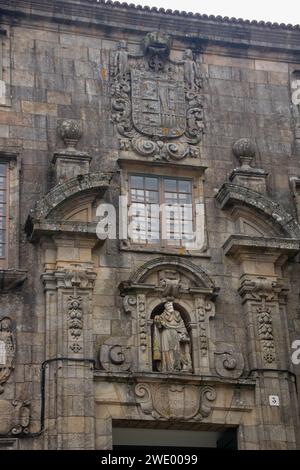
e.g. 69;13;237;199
110;32;204;161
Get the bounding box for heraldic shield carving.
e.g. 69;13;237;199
131;70;186;139
135;383;216;421
111;32;204;161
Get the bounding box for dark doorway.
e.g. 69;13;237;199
113;427;238;450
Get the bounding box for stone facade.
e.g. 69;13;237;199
0;0;300;450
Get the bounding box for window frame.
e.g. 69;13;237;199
0;161;9;268
0;152;20;270
128;173;195;249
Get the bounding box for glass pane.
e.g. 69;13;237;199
0;229;5;243
130;202;146;216
145;177;158;190
0;176;5;189
182;204;193;220
130;175;144;189
164;193;178;204
130;189;145;203
179;193;192;204
0;191;6;203
145;190;159;203
164;179;177;192
0;244;5;257
0;164;6;176
0;217;5;229
179;180;192;193
0;206;6;217
182;220;193;232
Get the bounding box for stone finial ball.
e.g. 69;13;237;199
58;119;82;148
232;138;256;158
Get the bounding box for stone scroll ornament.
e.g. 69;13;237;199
99;337;132;372
0;317;15;394
110;33;204;161
0;399;30;436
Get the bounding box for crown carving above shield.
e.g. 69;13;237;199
143;32;172;61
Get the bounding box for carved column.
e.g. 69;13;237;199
41;237;97;450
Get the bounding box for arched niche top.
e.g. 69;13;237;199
130;257;215;289
119;257;218;300
216;182;300;239
32;171;113;220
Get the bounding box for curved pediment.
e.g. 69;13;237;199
25;172;113;240
34;172;113;220
120;257;218;299
216;183;300;239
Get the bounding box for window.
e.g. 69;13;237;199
0;162;8;263
129;174;194;247
0;28;11;107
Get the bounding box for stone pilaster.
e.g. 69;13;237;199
224;236;300;449
41;236;97;450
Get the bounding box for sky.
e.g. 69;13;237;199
125;0;300;25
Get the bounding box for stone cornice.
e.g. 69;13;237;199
93;370;256;389
26;220;101;242
223;235;300;261
2;0;299;31
1;0;300;57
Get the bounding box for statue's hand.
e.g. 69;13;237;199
179;332;190;343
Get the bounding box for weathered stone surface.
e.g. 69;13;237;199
0;0;299;452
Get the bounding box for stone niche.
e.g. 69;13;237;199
118;257;219;376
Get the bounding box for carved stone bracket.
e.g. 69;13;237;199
0;317;15;394
123;295;137;315
135;382;216;421
0;400;30;436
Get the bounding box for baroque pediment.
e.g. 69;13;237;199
110;33;204;162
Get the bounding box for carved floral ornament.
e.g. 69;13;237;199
238;276;284;364
110;33;205;161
